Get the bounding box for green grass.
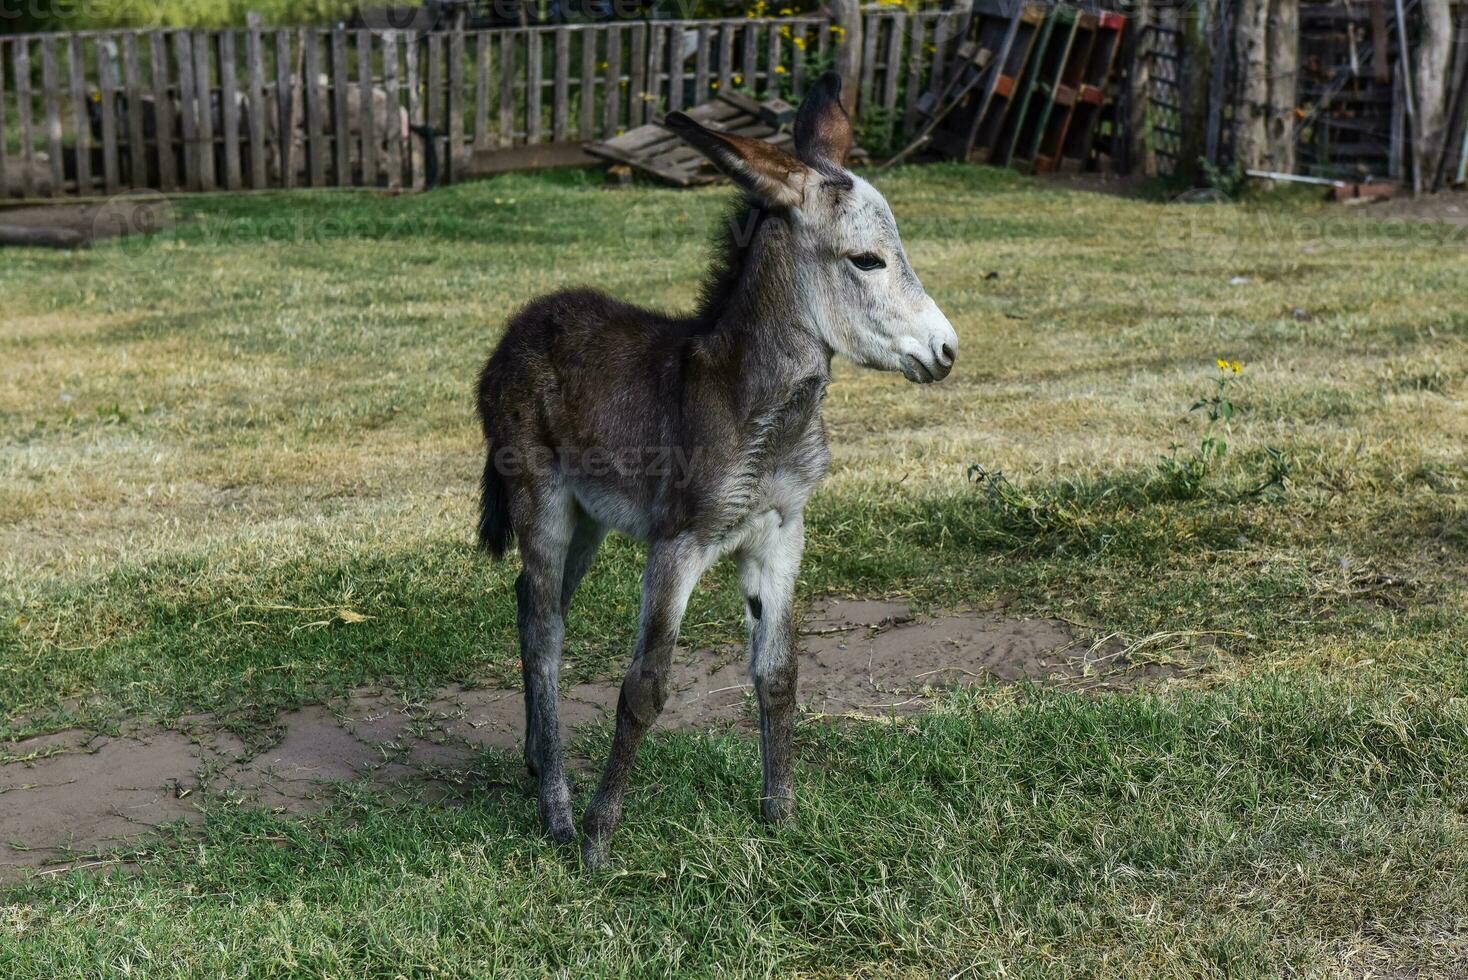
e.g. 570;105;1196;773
2;165;1466;976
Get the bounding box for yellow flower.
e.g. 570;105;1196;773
1231;360;1243;374
775;65;787;74
733;73;743;84
711;80;720;89
793;36;806;50
1216;359;1229;371
829;24;846;36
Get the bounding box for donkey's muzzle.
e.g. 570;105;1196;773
901;333;956;384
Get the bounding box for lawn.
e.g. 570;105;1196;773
1;165;1466;977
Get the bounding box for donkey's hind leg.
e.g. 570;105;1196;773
514;483;578;844
524;510;606;777
560;510;608;618
582;534;717;868
735;512;805;825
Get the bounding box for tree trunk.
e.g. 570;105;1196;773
1415;0;1453;181
1266;0;1298;172
1126;0;1155;175
1234;0;1271;169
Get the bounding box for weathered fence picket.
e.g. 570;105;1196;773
245;24;266;190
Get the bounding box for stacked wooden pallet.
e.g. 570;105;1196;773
910;1;1126;173
586;92;796;186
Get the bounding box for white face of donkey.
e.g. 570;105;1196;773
665;73;958;383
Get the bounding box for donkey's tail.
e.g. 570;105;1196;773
477;444;514;559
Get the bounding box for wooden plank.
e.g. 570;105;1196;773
628;23;646;127
39;37;63;194
667;24;685;113
449;25;465;175
426;30;443;165
579;24;596;139
405;29;421;187
498;30;515;147
173;32;196;190
859;12;879;112
219;31;242;189
552;27;569;141
526;30;542;143
69;36;93;194
790;21;807;98
881;12;904;118
382;31;401;189
0;40;8;199
96;38;120;194
647;24;664;113
904;16;928;133
273;29;295;190
331;28;350;186
474;30;490;149
464;138;596;176
694;24;710;106
122;34;149;188
427;31;442;167
924;12;954;108
15;39;37;197
718;24;734;90
192;30;216;190
303;29;325;186
742;23;758;92
244;16;265;190
603;24;622;138
767;22;783;98
147;33;176;192
358;30;377;186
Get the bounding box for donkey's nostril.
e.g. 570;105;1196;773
940;343;955;366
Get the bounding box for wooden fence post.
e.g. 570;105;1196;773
830;0;862;116
39;37;63;195
69;36;92;194
245;15;267;190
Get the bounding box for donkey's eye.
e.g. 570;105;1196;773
848;253;886;272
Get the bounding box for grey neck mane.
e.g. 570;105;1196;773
692;201;831;413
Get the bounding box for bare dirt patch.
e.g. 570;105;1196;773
0;600;1182;881
1350;188;1468;228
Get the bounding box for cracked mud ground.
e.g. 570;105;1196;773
1;600;1179;880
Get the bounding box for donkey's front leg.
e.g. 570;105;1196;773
736;512;804;825
582;535;715;868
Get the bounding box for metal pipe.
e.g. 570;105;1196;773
1244;169;1346;187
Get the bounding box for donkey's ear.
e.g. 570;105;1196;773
664;112;808;209
794;72;854;170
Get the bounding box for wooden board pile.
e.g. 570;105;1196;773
1297;0;1468;190
587;92;796;186
908;0;1126;172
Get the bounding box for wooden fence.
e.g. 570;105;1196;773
0;6;973;199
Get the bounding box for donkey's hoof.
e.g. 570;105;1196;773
580;834;611;871
539;804;575;845
761;794;796;825
538;782;575;844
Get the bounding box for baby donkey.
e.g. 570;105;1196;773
475;73;957;867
